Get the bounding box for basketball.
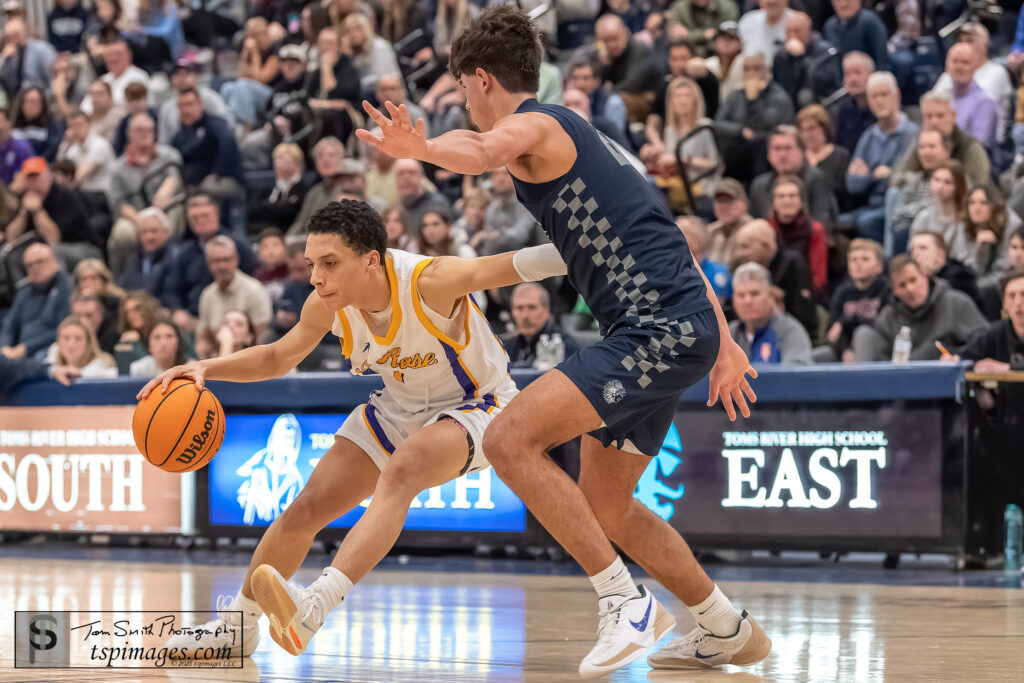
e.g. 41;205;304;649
132;378;226;473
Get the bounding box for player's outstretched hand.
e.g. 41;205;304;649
355;100;427;159
707;339;757;421
136;362;206;400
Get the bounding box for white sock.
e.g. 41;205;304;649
234;589;261;616
589;556;641;600
688;584;742;637
309;567;354;612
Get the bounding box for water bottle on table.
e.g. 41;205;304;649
1005;503;1022;575
535;333;553;372
549;333;565;365
891;326;912;364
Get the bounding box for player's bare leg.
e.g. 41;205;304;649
251;419;471;655
482;370;673;677
577;436;771;669
166;436;380;658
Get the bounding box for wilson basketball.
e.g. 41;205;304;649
132;378;226;473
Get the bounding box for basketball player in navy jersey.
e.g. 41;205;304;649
358;5;771;678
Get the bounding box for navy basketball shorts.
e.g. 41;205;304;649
557;307;719;457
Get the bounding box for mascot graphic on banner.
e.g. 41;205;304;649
236;414;305;524
633;423;685;521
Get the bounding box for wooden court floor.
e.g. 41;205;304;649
1;554;1022;682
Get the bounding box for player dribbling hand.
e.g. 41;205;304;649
137;361;207;400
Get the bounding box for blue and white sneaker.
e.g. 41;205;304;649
250;564;328;656
647;610;771;669
578;584;676;679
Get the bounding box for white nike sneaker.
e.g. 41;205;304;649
250;564;328;656
578;585;676;679
164;594;260;658
647;610;771;670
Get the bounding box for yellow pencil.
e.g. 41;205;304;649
935;340;952;356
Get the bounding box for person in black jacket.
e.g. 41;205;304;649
118;207;178;297
171;88;245;196
771;11;841;110
305;27;361;144
824;238;890;361
951;271;1024;371
247;143;311;235
47;0;88;54
502;283;580;369
909;231;985;315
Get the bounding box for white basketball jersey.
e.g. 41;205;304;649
330;250;517;414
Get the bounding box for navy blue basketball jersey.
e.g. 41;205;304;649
510;99;711;332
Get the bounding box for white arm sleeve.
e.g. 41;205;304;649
512;243;568;282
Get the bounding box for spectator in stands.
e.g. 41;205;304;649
830;51;875;153
287;136;348;235
595;14;663;121
195;235;272;358
705;20;743;101
909;160;967;250
128;0;185;62
772;11;841;110
652;40;720;125
0;106;33;184
49;0;88;54
844;71;918;242
50;316;117;379
909;231;982;310
768;175;828;293
749;125;837;229
0;16;56;95
729;262;812;364
118;207;177;296
11;88;63;161
796;105;850;209
269;241;314;340
452;188;490;253
853;255;987;361
737;0;793;65
0;243;71;360
707;177;751;264
677;215;731;299
665;0;738;57
938;42;1000;153
950;271;1024;371
418;211;476;258
5;157;98;268
562;88;630;148
84;81;123;144
165;194;258;318
823;0;889;71
731;218;818;337
51;53;85;121
107;113;183;275
129;318;188;376
888;129;954;255
70;292;119;353
824;238;890;362
73;258;124;328
343;12;399;91
221;17;280;129
938;23;1014;142
381;205;416;252
480;166;541;255
172;87;245;205
365;138;399;210
305;26;361;143
248;143;310;235
396;158;451;237
116;291;162;352
87;40;150;111
896;90;990;187
503;282;579;369
254;228;289;301
159;59;233;145
964;186;1022;290
374;74;428;136
714;53;794;183
567;60;628;139
56;109;114;194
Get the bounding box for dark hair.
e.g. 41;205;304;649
889;254;922;278
569;60;596;79
1011;226;1024;244
449;5;542;94
257;227;285;244
964;185;1008;243
147;317;186;367
1001;269;1024;297
929;159;968;221
52;159;76;178
12;87;50;127
668;39;693;54
912;229;947;252
177;87;201;102
769;124;803;152
308;200;387;261
124;81;148;101
418;210;454;257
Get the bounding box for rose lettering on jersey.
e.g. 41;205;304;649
375;347;439;370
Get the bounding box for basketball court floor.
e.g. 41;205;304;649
2;546;1022;682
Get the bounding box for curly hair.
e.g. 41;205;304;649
449;5;542;94
307;200;388;261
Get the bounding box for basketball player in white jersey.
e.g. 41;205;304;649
137;200;574;658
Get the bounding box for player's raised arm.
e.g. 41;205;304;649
355;101;549;175
416;244;567;314
136;292;335;399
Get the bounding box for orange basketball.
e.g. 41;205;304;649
132;378;226;473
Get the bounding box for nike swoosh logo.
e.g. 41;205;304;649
694;650;722;660
698;601;716;616
629;598;653;632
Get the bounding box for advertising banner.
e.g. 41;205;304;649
0;407;189;534
207;414;527;533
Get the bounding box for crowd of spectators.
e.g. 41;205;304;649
2;0;1024;391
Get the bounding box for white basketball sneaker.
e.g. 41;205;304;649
164;594;260;658
647;610;771;670
578;585;676;679
250;564;328;656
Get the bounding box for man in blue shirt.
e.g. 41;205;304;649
171;87;244;198
0;243;71;361
823;0;890;71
